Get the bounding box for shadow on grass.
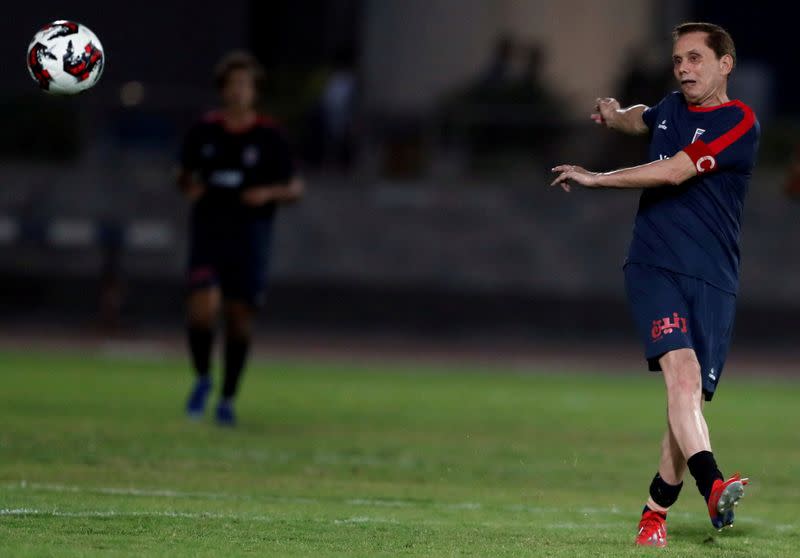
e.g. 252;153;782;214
671;522;752;545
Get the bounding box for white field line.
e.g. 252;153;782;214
3;481;528;513
333;516;399;525
0;508;394;527
3;481;795;531
0;508;271;521
4;507;793;534
345;498;415;508
3;481;478;511
6;482;243;501
547;522;630;529
230;449;572;475
188;448;426;469
189;447;637;481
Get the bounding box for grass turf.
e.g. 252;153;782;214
0;348;797;556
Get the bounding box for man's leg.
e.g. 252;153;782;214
188;287;221;379
216;300;254;425
636;420;686;546
637;378;715;545
644;394;709;512
646;422;686;513
659;348;721;498
660;347;747;529
186;287;221;416
660;420;688;484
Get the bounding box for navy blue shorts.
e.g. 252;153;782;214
187;214;273;307
624;263;737;401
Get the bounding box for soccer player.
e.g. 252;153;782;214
550;23;759;546
176;51;304;426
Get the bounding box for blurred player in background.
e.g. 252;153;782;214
550;23;759;546
177;51;304;426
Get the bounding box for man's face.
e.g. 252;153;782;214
222;68;257;111
672;32;732;104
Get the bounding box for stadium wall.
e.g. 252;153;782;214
362;0;657;114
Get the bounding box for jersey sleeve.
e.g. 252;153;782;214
641;104;659;130
682;102;759;175
641;93;673;130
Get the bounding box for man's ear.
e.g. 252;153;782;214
720;54;734;77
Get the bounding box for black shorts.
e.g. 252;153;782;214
187;214;274;307
624;263;737;401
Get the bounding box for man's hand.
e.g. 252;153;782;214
176;168;206;202
591;98;621;128
591;99;649;135
284;178;305;201
241;186;274;207
550;164;599;192
241;179;305;207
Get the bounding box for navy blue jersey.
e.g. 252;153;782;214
179;112;296;220
627;92;760;294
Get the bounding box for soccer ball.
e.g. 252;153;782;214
27;20;104;95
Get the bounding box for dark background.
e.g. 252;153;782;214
1;0;798;351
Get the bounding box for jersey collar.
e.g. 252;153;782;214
687;99;741;112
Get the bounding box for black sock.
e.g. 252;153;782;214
687;451;723;501
188;326;213;379
222;336;250;399
643;505;667;519
648;472;683;511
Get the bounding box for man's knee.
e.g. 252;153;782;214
224;302;253;339
188;288;220;326
660;349;702;396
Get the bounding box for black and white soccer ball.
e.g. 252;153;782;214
27;20;104;95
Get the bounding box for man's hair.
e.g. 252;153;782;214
213;50;266;92
673;22;736;69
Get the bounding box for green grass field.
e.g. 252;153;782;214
0;348;798;557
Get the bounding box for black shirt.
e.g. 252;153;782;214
179;112;296;220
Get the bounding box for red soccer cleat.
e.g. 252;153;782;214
708;473;749;530
635;510;667;547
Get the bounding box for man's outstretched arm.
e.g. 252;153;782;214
592;98;649;136
550;151;697;192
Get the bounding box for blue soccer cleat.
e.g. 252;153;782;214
186;377;212;418
215;399;237;427
708;473;749;530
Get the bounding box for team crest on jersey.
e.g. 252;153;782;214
242;145;260;167
692;128;706;143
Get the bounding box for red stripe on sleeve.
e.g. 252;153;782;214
683;140;712;160
707;101;756;155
